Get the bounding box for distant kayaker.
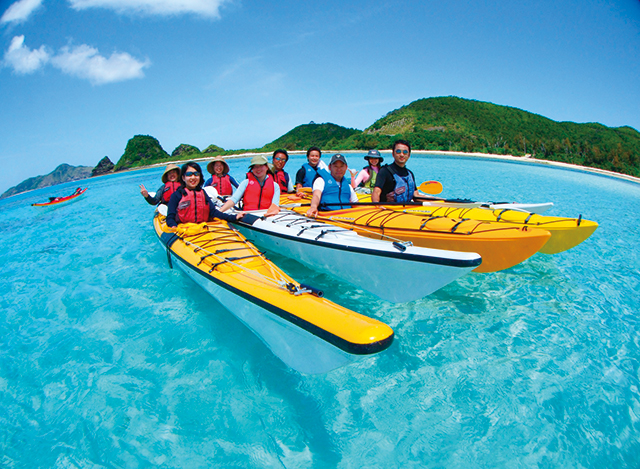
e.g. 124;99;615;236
306;154;358;217
295;146;329;196
372;139;418;203
351;149;383;191
219;155;281;212
165;162;242;227
140;163;181;206
204;156;239;196
270;149;294;193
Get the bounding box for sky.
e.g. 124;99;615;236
1;0;639;194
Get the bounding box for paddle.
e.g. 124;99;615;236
418;180;443;195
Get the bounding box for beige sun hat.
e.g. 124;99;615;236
206;156;230;175
249;155;269;167
161;164;180;183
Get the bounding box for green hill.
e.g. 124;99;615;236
114;135;171;170
339;97;639;177
1;164;92;199
261;122;361;152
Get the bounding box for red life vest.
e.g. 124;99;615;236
210;174;233;196
162;181;181;203
243;173;275;210
176;189;209;224
273;170;290;193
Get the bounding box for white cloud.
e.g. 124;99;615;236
50;44;151;85
3;35;150;84
3;35;50;73
68;0;229;18
0;0;43;24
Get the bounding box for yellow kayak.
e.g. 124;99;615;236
280;194;551;273
153;213;394;374
379;203;598;255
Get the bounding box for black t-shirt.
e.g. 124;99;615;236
374;163;415;202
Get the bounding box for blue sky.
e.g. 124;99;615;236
1;0;639;194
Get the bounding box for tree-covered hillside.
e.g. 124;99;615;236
261;123;361;152
339;97;639;177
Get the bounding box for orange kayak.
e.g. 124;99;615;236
280;193;551;273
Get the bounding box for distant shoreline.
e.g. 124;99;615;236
127;149;640;185
6;149;639;200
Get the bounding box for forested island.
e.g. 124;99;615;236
114;97;640;178
3;96;639;199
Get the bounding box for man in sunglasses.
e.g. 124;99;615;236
371;139;418;203
270;149;294;193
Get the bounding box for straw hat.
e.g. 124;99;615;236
161;164;180;183
206;156;230;175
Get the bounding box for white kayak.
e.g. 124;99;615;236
232;209;482;303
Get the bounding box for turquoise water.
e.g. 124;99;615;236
1;153;639;467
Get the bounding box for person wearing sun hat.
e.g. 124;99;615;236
306;154;359;218
219;154;281;213
351;149;384;191
139;163;182;205
204;156;239;196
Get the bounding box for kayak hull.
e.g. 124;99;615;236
234;210;481;303
153;214;394;374
395;205;598;255
32;188;87;207
280;195;550;273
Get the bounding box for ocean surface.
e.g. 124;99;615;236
1;153;639;468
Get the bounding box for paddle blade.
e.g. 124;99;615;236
418;180;443;195
265;203;281;217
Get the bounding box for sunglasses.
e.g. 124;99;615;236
184;171;199;177
274;157;286;161
394;149;409;155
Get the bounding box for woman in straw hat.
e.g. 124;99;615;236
204;156;239;196
219;155;281;213
140;163;181;205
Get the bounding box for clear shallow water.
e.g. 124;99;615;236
1;154;639;468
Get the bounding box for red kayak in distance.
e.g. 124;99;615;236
31;187;88;207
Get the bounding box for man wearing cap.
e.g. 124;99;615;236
372;139;418;203
204;156;239;196
351;149;384;191
270;149;294;193
219;155;281;212
139;163;181;205
306;154;359;218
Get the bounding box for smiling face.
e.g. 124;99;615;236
166;169;179;182
367;157;380;167
329;161;347;181
251;164;268;181
213;161;225;175
182;166;201;190
392;143;411;167
272;152;287;171
307;150;321;167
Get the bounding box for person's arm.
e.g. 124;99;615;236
305;178;324;217
348;185;359;203
140;183;163;205
353;169;369;188
270;181;281;205
287;174;294;193
165;190;182;227
205;192;242;222
229;175;239;188
295;167;306;196
219;180;248;212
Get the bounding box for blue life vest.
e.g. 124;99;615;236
301;163;330;188
387;165;416;203
319;174;352;211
